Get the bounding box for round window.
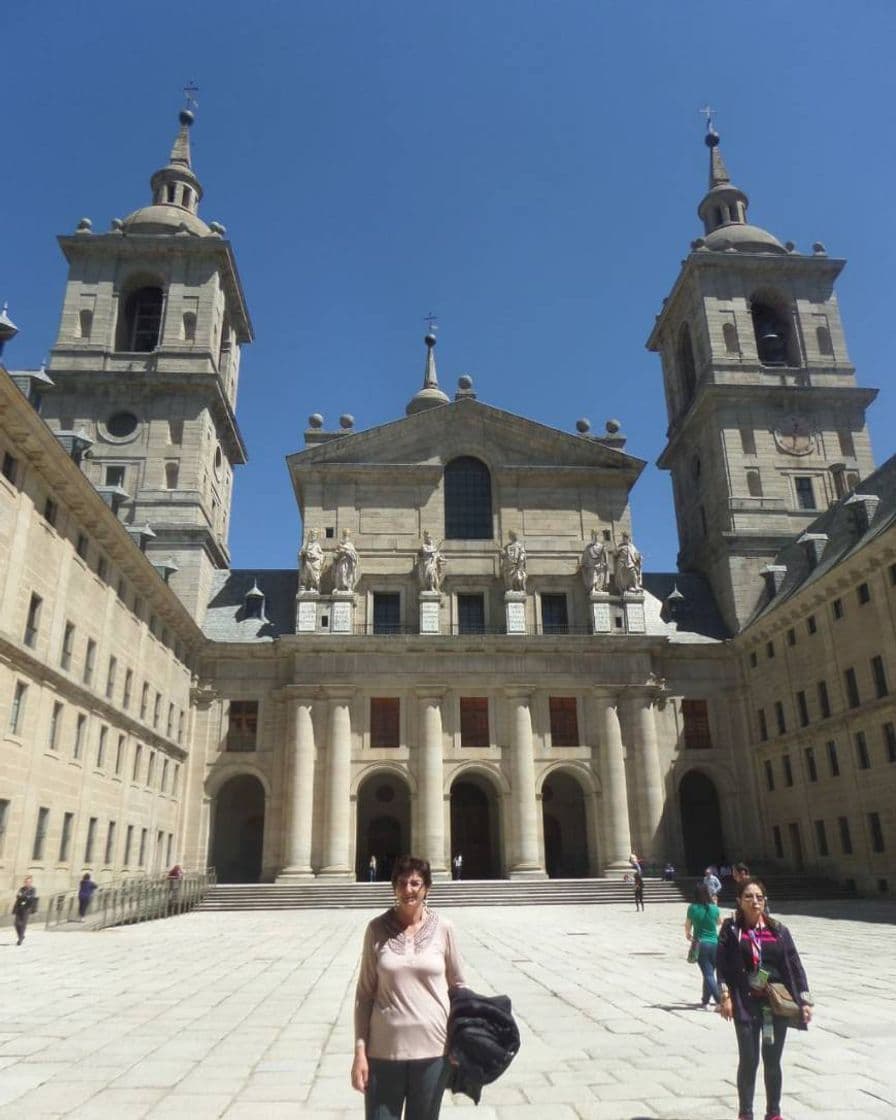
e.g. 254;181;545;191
104;411;139;440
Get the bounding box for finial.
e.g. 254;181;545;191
182;81;199;125
423;312;438;348
700;104;719;146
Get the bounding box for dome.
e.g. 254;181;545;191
121;204;211;237
405;385;450;415
702;222;786;254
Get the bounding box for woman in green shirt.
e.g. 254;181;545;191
685;882;721;1009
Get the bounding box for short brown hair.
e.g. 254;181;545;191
391;855;432;889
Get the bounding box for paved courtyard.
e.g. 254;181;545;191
1;897;894;1119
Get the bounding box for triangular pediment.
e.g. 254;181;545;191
287;398;644;477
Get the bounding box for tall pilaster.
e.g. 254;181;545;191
416;690;448;877
624;692;665;860
278;693;316;879
320;690;353;878
594;689;633;871
505;688;545;878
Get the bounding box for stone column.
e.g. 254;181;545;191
319;691;354;878
595;689;633;871
625;692;664;861
505;688;545;878
416;691;448;877
277;694;316;879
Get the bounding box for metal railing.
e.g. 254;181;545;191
44;869;216;932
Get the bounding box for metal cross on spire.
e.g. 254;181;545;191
183;82;200;112
423;312;438;334
699;105;716;132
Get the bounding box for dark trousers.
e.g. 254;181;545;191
366;1057;450;1120
733;1008;788;1118
634;887;644;910
13;914;29;943
697;941;720;1005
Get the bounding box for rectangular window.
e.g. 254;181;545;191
96;725;108;769
123;669;133;709
786;627;796;647
132;743;143;782
138;828;147;866
541;593;569;635
161;758;169;793
59;811;74;862
48;701;63;750
817;681;831;719
225;700;259;752
105;464;126;488
549;697;579;746
124;825;134;866
73;713;86;760
166;833;173;868
166;703;174;738
153;692;161;728
858;582;871;605
775;700;786;735
764;759;775;791
115;734;125;775
97;555;109;583
827;739;840;777
796;691;809;727
9;681;27;734
871;655;889;699
140;682;149;720
84;817;97;862
844;667;860;709
682;698;713;750
884;722;896;764
457;593;486;635
749;651;757;669
43;497;58;527
32;807;50;860
372;592;401;635
772;824;783;859
740;427;757;455
84;639;96;685
805;746;818;783
757;708;768;742
61;621;75;670
460;697;490;747
2;451;18;485
0;799;8;857
783;754;794;787
177;710;184;744
807;614;817;635
766;640;775;659
855;731;871;770
104;820;116;865
814;819;829;857
838;815;853;855
24;592;42;648
832;597;843;620
147;751;156;788
172;764;180;797
370;697;400;748
869;812;886;853
106;656;117;700
794;476;816;510
76;533;89;560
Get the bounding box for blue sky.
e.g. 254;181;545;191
4;2;896;573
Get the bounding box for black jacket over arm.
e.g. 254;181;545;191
446;986;521;1104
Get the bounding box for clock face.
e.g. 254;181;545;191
774;415;814;456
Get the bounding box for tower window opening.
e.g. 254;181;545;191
816;324;834;356
715;206;724;226
182;312;196;342
78;308;93;340
165;462;179;490
751;298;796;367
794;476;816;510
723;321;739;355
117;286;163;352
676;322;697;408
166;183;176;203
746;469;763;497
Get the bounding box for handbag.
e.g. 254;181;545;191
687;938;699;964
766;981;801;1021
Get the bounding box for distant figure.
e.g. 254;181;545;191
629;852;643;876
703;866;722;903
614;531;642;593
333;528;360;592
663;862;676;881
299;528;324;592
633;871;645;912
12;875;38;945
452;853;463;881
732;862;751;888
78;873;97;919
580;529;609;592
368;855;378;883
500;532;527;592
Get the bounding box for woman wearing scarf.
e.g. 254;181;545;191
717;878;814;1120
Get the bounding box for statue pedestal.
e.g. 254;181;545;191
330;591;355;634
623;591;646;634
589;591;613;634
504;591;527;635
419;590;442;635
296;590;319;634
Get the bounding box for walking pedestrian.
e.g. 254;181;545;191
685;882;721;1009
368;855;378;883
77;872;97;919
12;875;38;944
633;871;645;911
718;877;813;1120
452;853;463;881
703;866;722;902
351;855;465;1118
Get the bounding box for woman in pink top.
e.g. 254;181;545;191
352;855;465;1119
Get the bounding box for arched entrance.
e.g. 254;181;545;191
450;775;501;879
542;770;589;878
356;772;411;882
679;770;724;874
210;774;265;883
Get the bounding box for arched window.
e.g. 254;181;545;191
677;323;697;408
444;457;493;539
117;286;164;352
751;295;797;367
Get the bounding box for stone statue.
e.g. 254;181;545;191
417;530;445;592
500;530;527;592
298;527;324;592
614;531;642;593
333;528;360;592
580;529;609;592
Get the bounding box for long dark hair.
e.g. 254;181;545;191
694;882;712;905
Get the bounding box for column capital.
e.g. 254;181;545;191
503;685;536;701
414;687;446;702
320;686;356;703
273;685;320;703
592;686;622;705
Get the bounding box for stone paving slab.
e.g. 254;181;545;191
1;899;895;1118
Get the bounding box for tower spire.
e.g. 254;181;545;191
406;328;450;415
148;95;204;216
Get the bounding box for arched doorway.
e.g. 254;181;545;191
355;772;411;882
679;770;724;874
210;774;265;883
542;770;589;878
450;775;501;879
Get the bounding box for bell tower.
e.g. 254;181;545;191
648;123;876;633
43;105;253;622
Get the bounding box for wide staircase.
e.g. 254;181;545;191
195;874;853;912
